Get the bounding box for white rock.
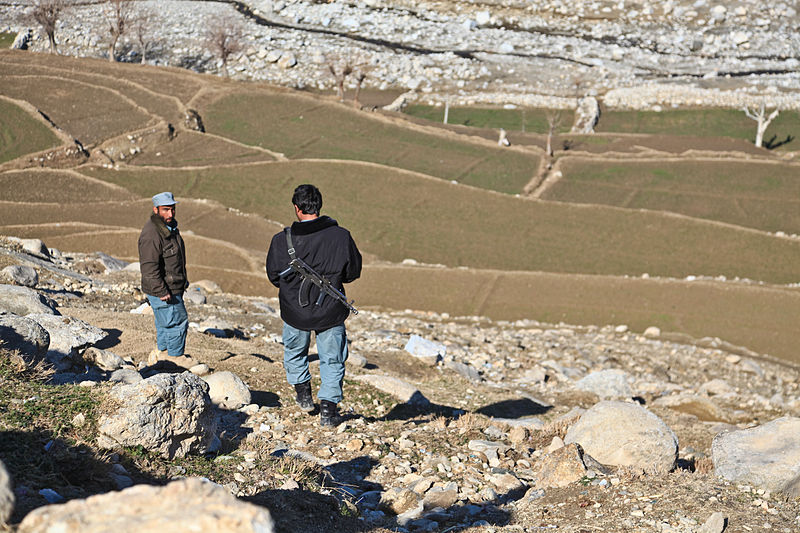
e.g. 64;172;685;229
712;417;800;495
202;371;252;410
17;478;274;533
565;400;678;472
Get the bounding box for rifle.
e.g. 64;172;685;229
279;257;358;315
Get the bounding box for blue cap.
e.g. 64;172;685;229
152;192;177;207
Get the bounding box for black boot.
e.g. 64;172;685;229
320;400;341;427
294;381;315;413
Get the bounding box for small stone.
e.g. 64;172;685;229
346;439;364;452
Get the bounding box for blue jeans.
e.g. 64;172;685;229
283;322;348;404
147;293;188;356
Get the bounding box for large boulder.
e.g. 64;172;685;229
0;313;50;358
0;285;57;316
712;416;800;494
404;335;446;365
564;400;678;472
26;314;106;371
17;477;274;533
1;265;38;288
97;373;218;459
0;459;13;525
202;371;251;410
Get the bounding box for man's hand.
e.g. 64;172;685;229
160;294;172;302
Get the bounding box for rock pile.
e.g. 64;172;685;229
2;0;799;109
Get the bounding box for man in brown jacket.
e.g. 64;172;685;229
138;192;191;367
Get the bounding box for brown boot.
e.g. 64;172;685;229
147;349;167;366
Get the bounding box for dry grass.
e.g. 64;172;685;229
0;99;61;164
0;75;152;145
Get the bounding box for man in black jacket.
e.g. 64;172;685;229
266;184;362;426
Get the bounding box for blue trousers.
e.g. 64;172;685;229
282;322;348;404
147;293;188;356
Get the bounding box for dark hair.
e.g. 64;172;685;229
292;184;322;215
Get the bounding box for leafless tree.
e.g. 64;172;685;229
206;16;244;77
743;100;780;148
131;7;157;64
545;110;562;158
30;0;70;54
352;65;376;109
103;0;134;62
328;61;353;102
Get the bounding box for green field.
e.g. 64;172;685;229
0;33;14;49
597;108;800;151
548;158;800;234
201;92;539;194
82;162;800;285
404;105;571;134
0;99;61;163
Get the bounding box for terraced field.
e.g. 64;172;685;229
1;49;798;362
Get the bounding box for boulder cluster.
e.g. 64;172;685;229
2;0;799;110
1;234;800;531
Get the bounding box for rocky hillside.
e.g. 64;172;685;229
3;0;800;109
1;235;800;532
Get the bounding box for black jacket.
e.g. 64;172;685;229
266;216;361;331
138;214;188;298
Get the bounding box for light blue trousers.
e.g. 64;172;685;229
282;322;348;404
147;293;188;356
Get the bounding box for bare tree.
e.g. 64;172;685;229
743;100;780;148
31;0;70;54
545;110;562;158
131;7;157;64
206;17;244;77
328;61;353;102
103;0;134;62
353;64;376;109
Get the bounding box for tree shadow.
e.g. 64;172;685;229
763;134;794;149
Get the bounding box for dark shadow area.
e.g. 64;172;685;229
176;54;215;74
475;397;552;419
373;399;461;422
94;328;122;349
244;487;366;533
251;389;281;408
0;428;160;525
0;324;45;357
764;134;794;149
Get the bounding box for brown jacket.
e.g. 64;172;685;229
138;213;188;298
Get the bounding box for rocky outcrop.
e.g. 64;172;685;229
26;314;107;371
17;477;274;533
1;265;38;287
97;373;218;459
571;96;600;134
